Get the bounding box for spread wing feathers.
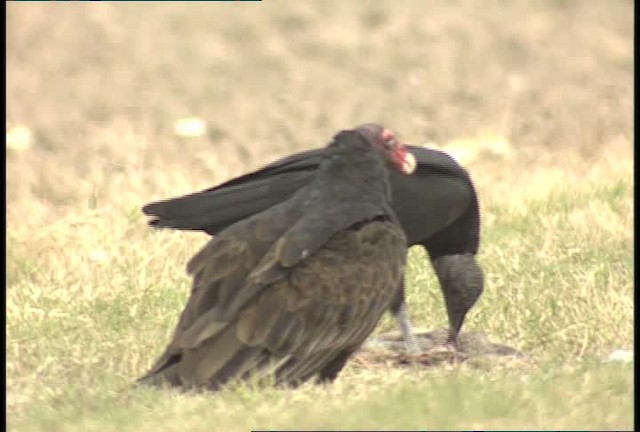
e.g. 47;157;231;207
139;219;407;389
142;149;323;234
142;171;314;234
141;146;474;240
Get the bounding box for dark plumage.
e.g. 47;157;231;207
143;140;484;350
138;124;415;390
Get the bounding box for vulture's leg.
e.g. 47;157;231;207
431;253;484;348
388;281;421;353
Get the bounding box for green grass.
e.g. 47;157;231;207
8;362;634;432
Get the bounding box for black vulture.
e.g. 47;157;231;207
138;124;415;390
143;138;484;351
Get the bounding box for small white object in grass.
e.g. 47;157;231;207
173;117;207;138
6;124;32;151
89;249;110;263
604;349;633;363
508;73;526;93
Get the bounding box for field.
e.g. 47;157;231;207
7;1;633;431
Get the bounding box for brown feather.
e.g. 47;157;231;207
139;219;406;389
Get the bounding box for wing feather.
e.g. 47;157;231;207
140;217;406;389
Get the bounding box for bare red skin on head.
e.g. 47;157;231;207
381;128;395;142
355;123;416;175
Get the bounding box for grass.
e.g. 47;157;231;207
7;362;634;432
6;151;633;431
6;1;633;431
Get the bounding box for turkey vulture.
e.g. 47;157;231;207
143;141;484;350
138;124;416;390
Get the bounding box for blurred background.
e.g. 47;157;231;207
7;0;633;227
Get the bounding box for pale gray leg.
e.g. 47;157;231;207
395;302;421;353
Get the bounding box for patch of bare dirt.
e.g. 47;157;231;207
356;328;529;370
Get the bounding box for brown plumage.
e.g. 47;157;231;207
138;124;416;390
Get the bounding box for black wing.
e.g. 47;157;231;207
141;146;476;247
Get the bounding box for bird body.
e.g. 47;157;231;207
143;143;484;349
139;125;413;390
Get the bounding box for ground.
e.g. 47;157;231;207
6;1;633;431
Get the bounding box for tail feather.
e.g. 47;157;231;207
137;362;182;388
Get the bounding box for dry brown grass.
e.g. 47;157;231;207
7;1;633;219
